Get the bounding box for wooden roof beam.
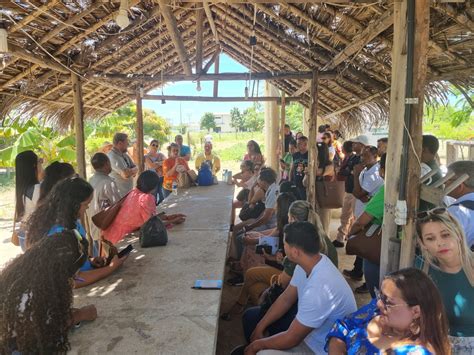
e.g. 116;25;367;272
433;3;474;32
203;1;220;46
9;44;69;74
157;0;193;75
195;8;204;73
7;0;61;33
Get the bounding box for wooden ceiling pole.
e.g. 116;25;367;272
136;94;145;173
8;44;69;74
307;69;319;209
71;73;87;179
142;95;300;103
213;53;219;97
203;1;220;46
157;0;193;75
195;8;204;73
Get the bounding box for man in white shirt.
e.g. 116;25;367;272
107;133;138;197
446;161;474;248
244;222;357;354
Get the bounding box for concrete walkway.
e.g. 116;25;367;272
69;183;234;354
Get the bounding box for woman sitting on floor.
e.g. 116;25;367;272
416;208;474;354
25;177;126;288
162;143;192;198
0;231;98;353
326;268;451;355
103;170;186;245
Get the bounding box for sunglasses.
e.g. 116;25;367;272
417;207;447;220
151;144;158;147
375;289;413;311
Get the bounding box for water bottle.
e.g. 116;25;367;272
172;180;178;195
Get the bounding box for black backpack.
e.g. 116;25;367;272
139;216;168;247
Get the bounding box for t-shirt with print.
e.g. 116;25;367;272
290;255;357;353
264;182;279;209
364;185;385;225
291;151;308;188
354;162;384;218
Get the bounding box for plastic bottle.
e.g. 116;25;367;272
172;180;178;195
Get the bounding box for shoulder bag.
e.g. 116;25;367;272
345;224;382;265
316;175;345;209
92;192;129;230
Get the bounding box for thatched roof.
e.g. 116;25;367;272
0;1;473;131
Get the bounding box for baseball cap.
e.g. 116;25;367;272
349;135;370;145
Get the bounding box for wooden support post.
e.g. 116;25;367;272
136;94;145;174
213;53;219;97
71;73;87;179
399;0;430;268
446;142;457;165
380;0;407;279
195;8;204;74
280;92;286;157
264;82;280;171
307;70;319;208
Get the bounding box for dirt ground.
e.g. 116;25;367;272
215;217;371;355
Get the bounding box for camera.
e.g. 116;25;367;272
255;245;272;255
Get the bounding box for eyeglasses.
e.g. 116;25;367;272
417;207;447;220
151;144;158;147
375;289;412;311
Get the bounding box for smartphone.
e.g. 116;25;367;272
255;245;272;255
118;244;134;258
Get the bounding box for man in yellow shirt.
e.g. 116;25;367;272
195;141;221;176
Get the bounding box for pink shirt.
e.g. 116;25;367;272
103;188;156;245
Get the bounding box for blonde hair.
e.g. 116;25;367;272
288;200;329;255
416;211;474;286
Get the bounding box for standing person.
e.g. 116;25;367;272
244;140;264;165
283;124;293;153
344;144;384;294
290;136;309;200
175;134;191;161
416;209;474;353
107;133;138;197
321;132;336;161
315;142;336;234
87;153;121;255
13;151;43;250
242;222;356;354
295;132;303;141
446;160;474;248
280;139;296;181
334;140;357;248
0;231;98;354
145;139;166;205
421;134;442;183
162;143;190;198
317;124;327;142
38;162;75;201
195;141;221;176
377;137;388;157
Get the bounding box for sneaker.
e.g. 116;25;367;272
226;275;244;286
355;283;369;294
342;269;363;281
332;240;345;248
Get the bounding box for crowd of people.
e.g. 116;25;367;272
1;124;473;354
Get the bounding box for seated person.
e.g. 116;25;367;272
243;222;356;354
230;161;258;230
162;143;191;198
195;141;221;176
416;209;474;353
25;178;126;288
280;139;296;181
326;268;451;354
103;170;185;244
446;160;474;248
0;231;98;353
38;161;75;201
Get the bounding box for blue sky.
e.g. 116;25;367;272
143;54;262;126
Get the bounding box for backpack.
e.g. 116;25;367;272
139;216;168;247
197;163;213;186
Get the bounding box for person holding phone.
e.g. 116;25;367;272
145;139;166;205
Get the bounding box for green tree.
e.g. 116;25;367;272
201;112;216;132
242;103;264;132
230;107;245;132
285;102;304;132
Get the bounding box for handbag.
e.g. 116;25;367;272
346;224;382;264
316;179;345;209
239;201;265;221
139;215;168;247
92;192;129;230
177;170;197;188
259;274;284;317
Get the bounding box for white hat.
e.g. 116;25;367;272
349;135;370;145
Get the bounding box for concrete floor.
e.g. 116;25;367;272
216;217;371;355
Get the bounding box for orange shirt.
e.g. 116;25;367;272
162;157;189;191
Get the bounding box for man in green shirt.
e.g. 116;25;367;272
347;153;386;298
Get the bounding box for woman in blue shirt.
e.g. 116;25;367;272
25;177;126;288
326;268;451;354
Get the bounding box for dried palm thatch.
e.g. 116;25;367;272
0;0;472;133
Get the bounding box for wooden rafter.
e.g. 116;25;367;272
203;1;220;46
195;8;204;73
433;3;474;32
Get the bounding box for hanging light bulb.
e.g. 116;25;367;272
0;14;8;53
116;0;130;29
196;80;201;92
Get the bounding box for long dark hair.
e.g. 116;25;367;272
39;162;75;201
385;268;451;355
317;143;332;168
276;192;297;241
137;170;160;193
247;140;262;155
0;231;84;353
14;151;39;220
26;178;93;247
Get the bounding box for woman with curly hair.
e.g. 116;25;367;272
0;231;97;354
25;177;126;288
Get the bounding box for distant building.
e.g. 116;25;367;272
213;113;233;133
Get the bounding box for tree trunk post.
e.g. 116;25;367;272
136;94;145;174
71;73;86;179
280;92;286;158
307;70;319;209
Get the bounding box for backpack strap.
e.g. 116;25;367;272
451;200;474;210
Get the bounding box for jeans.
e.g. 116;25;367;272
242;304;298;343
156;176;165;205
353;256;363;276
295;186;306;201
363;258;380;298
